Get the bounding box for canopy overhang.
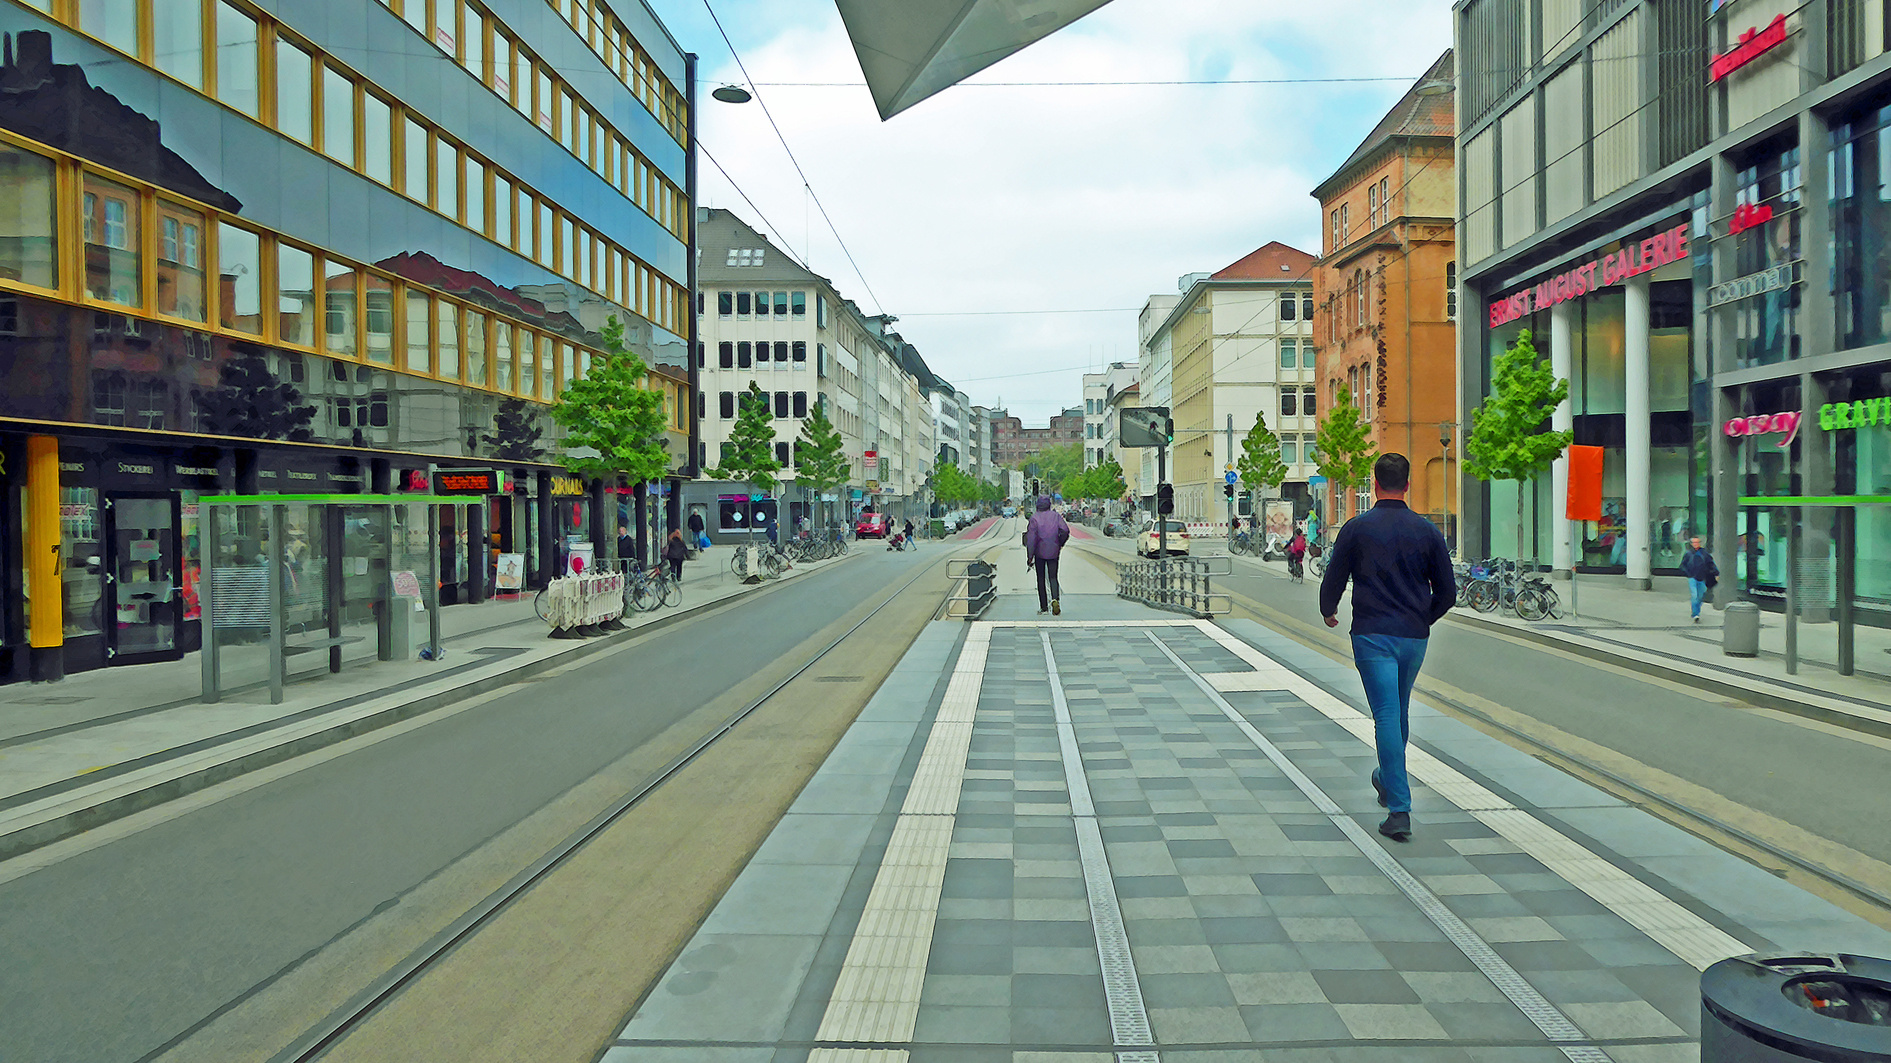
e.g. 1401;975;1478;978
834;0;1115;120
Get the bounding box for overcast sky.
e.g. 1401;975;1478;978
645;0;1456;423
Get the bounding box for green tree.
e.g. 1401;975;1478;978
1315;384;1379;523
1087;459;1127;502
793;400;849;528
707;381;782;542
1032;442;1084;492
1465;328;1573;564
550;317;671;486
1236;411;1289;517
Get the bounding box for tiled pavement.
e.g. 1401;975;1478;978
600;603;1891;1063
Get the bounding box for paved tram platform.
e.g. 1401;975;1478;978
601;583;1891;1061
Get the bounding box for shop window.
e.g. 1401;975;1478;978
277;243;316;346
154;0;205;88
276;39;315;144
404;289;430;373
465;309;487;385
0;145;57;290
82;176;141;307
323;66;356;166
217;221;261;333
323;259;356;356
216;2;260;116
364;274;394;363
363;93;394;185
437;301;459;378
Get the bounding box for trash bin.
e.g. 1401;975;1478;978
1724;601;1761;658
1702;953;1891;1062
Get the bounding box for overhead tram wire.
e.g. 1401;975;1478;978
700;0;887;315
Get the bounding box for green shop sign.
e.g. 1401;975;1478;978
1818;397;1891;431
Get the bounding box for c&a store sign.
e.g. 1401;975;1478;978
1487;223;1691;328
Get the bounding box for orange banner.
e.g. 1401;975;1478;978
1566;445;1605;522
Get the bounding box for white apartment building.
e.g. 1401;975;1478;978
1082;362;1137;468
1136;294;1179;507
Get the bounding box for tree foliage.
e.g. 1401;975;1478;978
549;317;671;484
1063;460;1126;502
1466;328;1572;562
1315;384;1379;520
931;460;984;505
794;400;849;499
707;380;782;493
1030;442;1085;491
1236;411;1289;500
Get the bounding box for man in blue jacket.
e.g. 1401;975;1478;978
1319;453;1455;841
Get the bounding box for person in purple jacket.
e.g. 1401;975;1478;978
1023;496;1071;615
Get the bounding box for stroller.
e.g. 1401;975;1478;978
886;532;909;551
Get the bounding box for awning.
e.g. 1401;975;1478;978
834;0;1115;120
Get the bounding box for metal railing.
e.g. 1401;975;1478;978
1116;556;1232;618
945;558;997;620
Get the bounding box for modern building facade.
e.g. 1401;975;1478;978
1103;377;1141;500
1141;246;1318;523
1454;0;1891;649
1081;361;1136;468
1136;293;1179;507
1313;50;1458;530
0;0;691;681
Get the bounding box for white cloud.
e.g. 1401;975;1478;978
674;0;1453;419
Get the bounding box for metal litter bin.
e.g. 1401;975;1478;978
1724;601;1761;658
1703;954;1891;1062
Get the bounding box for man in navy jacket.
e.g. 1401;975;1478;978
1319;453;1456;841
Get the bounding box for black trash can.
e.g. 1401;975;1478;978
1702;953;1891;1062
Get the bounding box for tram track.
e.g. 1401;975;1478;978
269;522;1014;1063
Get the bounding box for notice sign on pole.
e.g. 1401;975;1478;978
432;469;511;495
1566;445;1605;522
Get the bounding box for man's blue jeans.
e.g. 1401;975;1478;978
1351;634;1429;814
1689;578;1707;619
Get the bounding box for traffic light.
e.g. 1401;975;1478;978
1163;416;1174;443
1223;483;1235;499
1156;483;1175;515
1032;478;1041;496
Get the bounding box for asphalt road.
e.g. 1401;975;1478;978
1071;531;1891;881
0;540;973;1063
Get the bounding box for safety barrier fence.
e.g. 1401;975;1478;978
1116;556;1233;618
540;571;626;635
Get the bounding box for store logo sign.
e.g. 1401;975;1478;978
1724;411;1801;446
1488;223;1690;328
1727;202;1774;235
1819;397;1891;432
1707;263;1794;307
1710;14;1789;82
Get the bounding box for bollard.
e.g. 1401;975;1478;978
1723;601;1761;658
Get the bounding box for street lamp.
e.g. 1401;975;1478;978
711;83;752;104
1439;421;1454;553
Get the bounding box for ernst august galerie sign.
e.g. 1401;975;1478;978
1488;223;1691;328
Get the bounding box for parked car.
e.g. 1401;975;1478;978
856;512;891;538
1136;519;1190;558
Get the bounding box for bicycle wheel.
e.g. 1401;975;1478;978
1469;579;1500;612
660;577;681;608
1514;587;1549;621
534;588;551;621
628;580;658;611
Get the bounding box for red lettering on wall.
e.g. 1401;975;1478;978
1709;14;1789;82
1486;223;1690;326
1727;202;1775;235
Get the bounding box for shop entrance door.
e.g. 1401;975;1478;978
106;493;182;665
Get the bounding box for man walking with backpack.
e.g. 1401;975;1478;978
1319;454;1455;841
1024;496;1070;615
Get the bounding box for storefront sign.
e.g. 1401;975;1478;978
117;462;156;475
1487;223;1690;327
1727;202;1774;235
1710;14;1789;82
431;469;511;495
1819;397;1891;431
59;462;84;473
551;476;586;496
1707;263;1794;307
1724;410;1802;446
174;465;218;478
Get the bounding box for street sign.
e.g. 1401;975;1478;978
1224;471;1237;485
1308;475;1328;488
1118;406;1172;448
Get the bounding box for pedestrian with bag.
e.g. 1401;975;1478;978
662;529;689;583
1023;495;1070;615
1318;454;1455;842
686;508;706;555
1681;536;1718;623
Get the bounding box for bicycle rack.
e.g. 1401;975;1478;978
945;557;997;620
1115;557;1232;618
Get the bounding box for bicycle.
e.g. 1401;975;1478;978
623;564;679;611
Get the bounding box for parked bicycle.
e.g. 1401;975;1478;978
624;563;680;611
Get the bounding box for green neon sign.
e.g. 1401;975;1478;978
1819;397;1891;431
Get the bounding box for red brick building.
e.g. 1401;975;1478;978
989;407;1083;468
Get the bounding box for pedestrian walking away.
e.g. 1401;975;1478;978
903;518;915;545
1317;453;1455;842
1023;495;1070;615
662;529;689;582
1681;536;1718;622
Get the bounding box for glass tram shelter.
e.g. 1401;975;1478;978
1738;493;1889;677
198;493;448;704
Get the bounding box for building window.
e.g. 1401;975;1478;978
277;243;316;346
1280;293;1296;321
754;290;770;317
1379;177;1390;221
155;201;205;321
1303;386;1316;416
817;294;828;328
773;291;788;316
774;341;789;363
216;2;260;117
719;391;734;418
363;93;393;185
792;291;806;317
718;291;733;317
1280;338;1296;369
737;341;751;368
1281;439;1298;465
1366;182;1378;228
0;145;57;290
276;39;314;144
775;441;790;466
718;341;734;368
1444;261;1456;320
82;176;141;307
322;65;355;167
736;291;751;316
792;340;806;362
1281;389;1297;417
217;221;261;333
774;391;789;417
793;391;807;417
1302;294;1313;319
154;0;205;88
324;259;357;357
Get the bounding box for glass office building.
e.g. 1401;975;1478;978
0;0;691;681
1456;0;1891;659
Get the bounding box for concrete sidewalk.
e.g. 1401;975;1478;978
0;549;851;862
603;602;1891;1061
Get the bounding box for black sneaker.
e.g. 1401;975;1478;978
1371;768;1388;808
1378;812;1412;842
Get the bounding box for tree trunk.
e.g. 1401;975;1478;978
1516;478;1527;567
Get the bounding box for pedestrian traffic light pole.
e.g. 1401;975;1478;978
1226;414;1236;535
1157;441;1168;599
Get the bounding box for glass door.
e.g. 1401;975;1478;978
107;493;182;664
